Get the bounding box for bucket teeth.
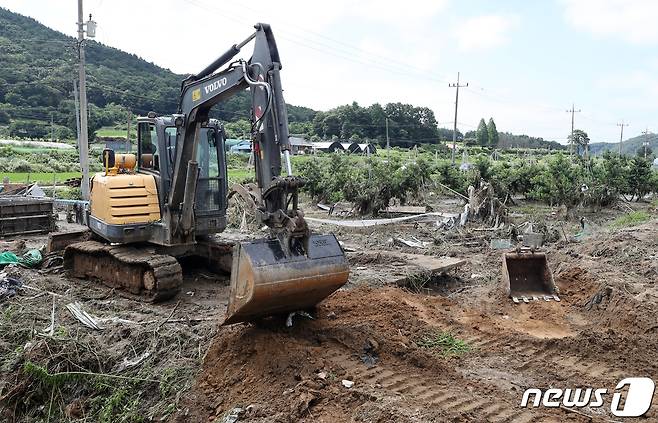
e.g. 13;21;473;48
511;294;562;304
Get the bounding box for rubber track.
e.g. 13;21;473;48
64;240;182;302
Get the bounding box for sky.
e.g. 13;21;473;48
2;0;658;144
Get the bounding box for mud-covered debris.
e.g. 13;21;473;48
584;287;613;310
220;407;244;423
393;237;429;248
285;311;314;327
362;337;380;367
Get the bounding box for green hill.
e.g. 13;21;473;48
0;7;566;148
0;7;315;140
589;133;658;157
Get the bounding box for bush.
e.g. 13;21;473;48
298;153;432;215
226;153;250;168
433;160;468;195
609;211;651;228
527;153;583;208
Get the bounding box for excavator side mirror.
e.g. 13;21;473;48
207;129;217;147
102;148;116;169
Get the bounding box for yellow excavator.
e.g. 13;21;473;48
62;24;349;324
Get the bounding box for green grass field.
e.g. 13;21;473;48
96;126;132;138
1;169;252;185
1;172;81;184
227;168;253;182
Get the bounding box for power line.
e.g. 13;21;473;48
219;0;449;80
178;0;451;85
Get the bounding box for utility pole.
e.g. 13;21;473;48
77;1;95;200
50;113;54;142
565;103;581;156
73;80;81;150
385;116;390;153
449;72;468;165
126;110;132;147
642;127;650;159
617;120;629;155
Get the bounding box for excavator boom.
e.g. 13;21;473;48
176;24;349;324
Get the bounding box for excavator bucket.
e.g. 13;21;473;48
502;251;560;303
223;234;349;325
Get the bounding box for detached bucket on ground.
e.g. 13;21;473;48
502;251;559;303
223;234;349;325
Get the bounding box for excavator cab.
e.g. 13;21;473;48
136;115;229;238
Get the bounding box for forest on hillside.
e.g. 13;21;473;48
0;7;318;141
0;7;567;150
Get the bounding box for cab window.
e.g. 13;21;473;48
197;128;219;178
138;122;159;171
164;127;177;169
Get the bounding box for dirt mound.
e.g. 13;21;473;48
555;267;600;303
179;287;480;422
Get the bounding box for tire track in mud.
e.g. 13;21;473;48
439;321;629;385
393;297;655;420
323;349;552;422
405;297;630;387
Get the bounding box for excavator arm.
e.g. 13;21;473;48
170;24;304;245
168;24;349;324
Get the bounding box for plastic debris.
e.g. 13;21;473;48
341;379;354;388
114;351;151;372
0;274;22;301
490;239;513;250
0;249;43;268
66;302;103;330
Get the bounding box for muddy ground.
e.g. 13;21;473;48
1;198;657;422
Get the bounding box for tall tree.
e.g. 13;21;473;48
487;118;499;146
568;129;590;157
476;118;488;146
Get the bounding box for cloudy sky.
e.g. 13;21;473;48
2;0;657;143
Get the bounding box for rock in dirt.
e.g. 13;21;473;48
341;379;354;388
219;407;244;423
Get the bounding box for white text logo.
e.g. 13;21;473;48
521;378;655;417
203;77;228;95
